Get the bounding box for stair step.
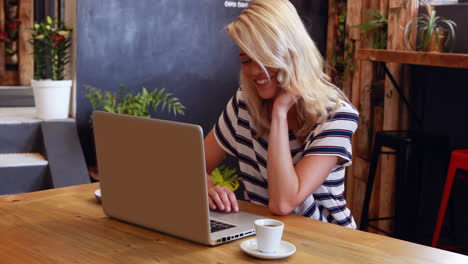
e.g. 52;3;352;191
0;86;34;107
0;107;40;124
0;123;43;154
0;153;48;168
0;165;51;195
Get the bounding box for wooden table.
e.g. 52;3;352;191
1;183;467;263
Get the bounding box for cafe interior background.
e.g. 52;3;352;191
1;0;467;255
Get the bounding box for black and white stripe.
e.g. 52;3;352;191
214;89;358;229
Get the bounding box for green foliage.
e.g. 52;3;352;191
210;164;240;191
353;10;388;50
84;84;185;118
29;16;72;80
404;0;456;52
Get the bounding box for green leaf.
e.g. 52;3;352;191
84;85;186;118
210;164;240;191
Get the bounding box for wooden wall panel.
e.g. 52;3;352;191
333;0;420;235
2;71;19;86
369;105;384;234
376;0;418;234
64;0;77;117
18;0;34;86
346;0;363;41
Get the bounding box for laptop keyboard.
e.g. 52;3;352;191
210;220;236;233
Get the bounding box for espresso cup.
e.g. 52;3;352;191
254;219;284;253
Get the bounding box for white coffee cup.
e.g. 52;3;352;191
254;219;284;253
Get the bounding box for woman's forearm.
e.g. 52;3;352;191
267;110;300;215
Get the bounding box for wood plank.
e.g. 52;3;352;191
55;0;60;19
378;0;404;234
325;0;338;78
352;177;366;227
342;38;354;99
2;71;19;86
370;105;385;234
350;1;372;216
350;41;362;107
345;153;355;214
355;60;373;160
1;183;467;263
350;156;369;226
346;0;362;41
18;0;34;86
389;0;403;9
63;0;77;117
0;0;5;81
379;0;389;17
357;48;468;69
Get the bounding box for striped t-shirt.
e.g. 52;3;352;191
214;89;359;228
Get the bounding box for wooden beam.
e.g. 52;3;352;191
63;0;77;117
18;0;34;86
358;48;468;69
379;0;389;17
346;0;363;41
370;105;385;233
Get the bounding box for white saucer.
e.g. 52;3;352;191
240;238;296;260
94;189;102;203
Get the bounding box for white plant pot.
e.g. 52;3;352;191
32;80;72;120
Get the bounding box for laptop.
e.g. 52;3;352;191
92;111;263;245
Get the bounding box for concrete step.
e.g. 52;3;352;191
0;153;48;167
0;86;34;107
0;122;44;154
0;153;51;195
0;107;39;124
0;107;43;154
0;110;90;194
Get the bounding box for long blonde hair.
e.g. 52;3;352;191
226;0;349;139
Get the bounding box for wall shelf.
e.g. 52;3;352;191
357;48;468;69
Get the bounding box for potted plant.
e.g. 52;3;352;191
29;16;73;119
404;0;456;52
84;84;186;118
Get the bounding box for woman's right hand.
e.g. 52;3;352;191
207;178;239;213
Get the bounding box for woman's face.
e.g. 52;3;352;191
240;52;280;100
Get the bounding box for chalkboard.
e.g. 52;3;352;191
76;0;328;165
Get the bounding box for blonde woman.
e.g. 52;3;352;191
204;0;359;228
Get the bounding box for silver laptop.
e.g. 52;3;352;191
92;111;263;245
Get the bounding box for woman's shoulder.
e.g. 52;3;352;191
332;100;359;117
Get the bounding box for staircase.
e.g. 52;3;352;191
0;88;90;196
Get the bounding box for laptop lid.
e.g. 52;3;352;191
93;111;211;245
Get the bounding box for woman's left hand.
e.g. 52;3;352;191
272;91;300;116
